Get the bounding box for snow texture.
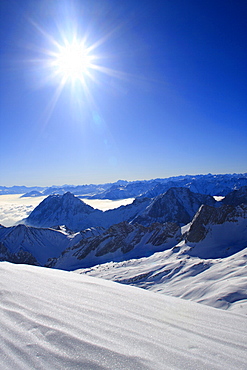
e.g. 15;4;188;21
1;262;247;369
77;247;247;315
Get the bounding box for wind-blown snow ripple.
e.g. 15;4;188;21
0;262;247;369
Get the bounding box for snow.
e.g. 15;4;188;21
76;247;247;315
213;196;225;201
1;262;247;369
82;197;135;211
0;224;82;265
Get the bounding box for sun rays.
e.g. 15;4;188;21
26;16;128;123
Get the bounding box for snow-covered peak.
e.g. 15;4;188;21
0;224;82;265
132;187;216;226
24;192;102;231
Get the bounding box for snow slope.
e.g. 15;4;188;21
77;247;247;315
1;262;247;369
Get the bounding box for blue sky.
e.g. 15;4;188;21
1;0;246;186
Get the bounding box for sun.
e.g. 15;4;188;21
52;39;94;84
27;17;127;122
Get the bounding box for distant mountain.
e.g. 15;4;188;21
20;190;43;197
87;173;247;200
140;173;247;199
89;181;157;199
2;173;247;198
0;185;44;195
42;184;109;197
24;192;103;231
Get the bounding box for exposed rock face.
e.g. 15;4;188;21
186;203;247;243
133;187;216;226
184;203;247;259
0;242;38;265
47;221;181;270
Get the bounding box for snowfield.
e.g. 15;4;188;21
77;246;247;315
1;262;247;369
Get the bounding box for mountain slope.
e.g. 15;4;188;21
185;203;247;258
0;224;82;265
77;247;247;315
132;187;216;226
221;185;247;206
24;192;103;231
1;262;246;369
47;221;181;270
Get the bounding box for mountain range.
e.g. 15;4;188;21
1;173;247;199
22;185;247;231
0;185;246;265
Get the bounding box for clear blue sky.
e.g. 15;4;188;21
1;0;246;186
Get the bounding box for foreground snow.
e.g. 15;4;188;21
1;262;247;369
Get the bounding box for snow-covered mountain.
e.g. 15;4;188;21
2;172;247;198
88;173;247;199
74;203;247;314
0;223;82;265
1;262;246;369
132;187;216;226
46;201;247;269
23;192;103;231
23;187;217;231
3;186;246;267
185;202;247;258
1;175;247;369
47;221;181;270
1;187;247;320
23;192;152;230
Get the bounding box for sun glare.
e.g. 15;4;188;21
53;40;93;83
27;15;128;123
